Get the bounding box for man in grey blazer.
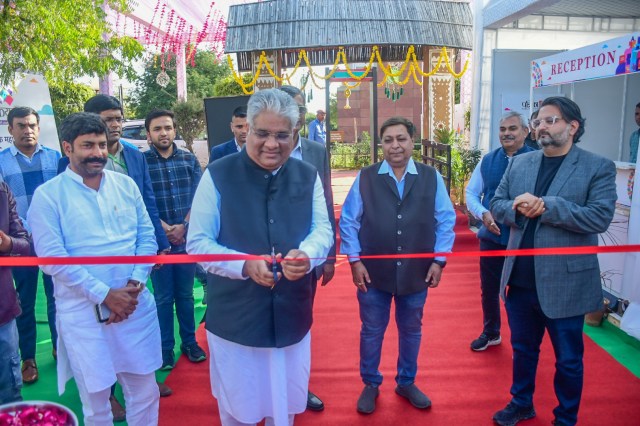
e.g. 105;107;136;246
490;97;616;426
279;85;336;412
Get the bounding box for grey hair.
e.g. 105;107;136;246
500;111;528;129
247;89;299;129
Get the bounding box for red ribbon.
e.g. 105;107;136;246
2;245;640;267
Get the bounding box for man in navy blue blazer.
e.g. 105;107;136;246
208;106;248;163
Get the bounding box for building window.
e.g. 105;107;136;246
544;16;568;31
517;15;543;30
568;17;593;32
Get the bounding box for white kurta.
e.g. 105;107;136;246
187;168;333;425
27;169;161;395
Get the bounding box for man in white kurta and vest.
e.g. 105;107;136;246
340;117;456;415
187;89;333;426
27;113;162;426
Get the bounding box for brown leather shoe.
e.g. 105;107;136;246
158;381;173;397
109;395;126;422
21;359;38;384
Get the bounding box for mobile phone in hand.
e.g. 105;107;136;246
95;303;112;323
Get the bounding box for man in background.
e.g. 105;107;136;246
0;178;31;404
144;109;205;371
209;106;248;163
465;111;533;352
491;97;616;426
308;109;326;145
0;106;59;385
524;110;540;151
279;84;336;412
629;101;639;163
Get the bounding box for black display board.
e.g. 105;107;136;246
203;95;250;153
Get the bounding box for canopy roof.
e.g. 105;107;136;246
225;0;473;71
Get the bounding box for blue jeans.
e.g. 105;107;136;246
358;287;428;387
12;266;57;360
151;261;197;351
506;286;584;426
479;239;506;337
0;319;23;404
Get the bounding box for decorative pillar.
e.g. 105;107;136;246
252;50;278;91
426;47;455;140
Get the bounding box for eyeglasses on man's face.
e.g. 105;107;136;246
531;116;564;129
251;129;292;143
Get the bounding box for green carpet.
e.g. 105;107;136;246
584;319;640;377
23;275;207;426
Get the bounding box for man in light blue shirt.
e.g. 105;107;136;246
340;116;455;415
308;109;326;145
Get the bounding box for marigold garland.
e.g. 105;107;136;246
226;46;469;94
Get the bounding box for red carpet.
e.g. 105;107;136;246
160;212;640;425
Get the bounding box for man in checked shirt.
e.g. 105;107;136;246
143;109;206;371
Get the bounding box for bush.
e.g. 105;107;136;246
173;99;205;153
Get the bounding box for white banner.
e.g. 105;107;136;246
531;32;640;88
0;74;60;152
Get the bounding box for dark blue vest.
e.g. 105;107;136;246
358;162;437;295
205;150;317;348
478;145;533;245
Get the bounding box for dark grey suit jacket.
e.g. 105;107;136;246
490;145;616;319
300;137;336;276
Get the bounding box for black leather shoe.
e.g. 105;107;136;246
307;390;324;411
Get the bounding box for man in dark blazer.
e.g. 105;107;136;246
279;85;336;412
208;106;248;163
490;97;616;426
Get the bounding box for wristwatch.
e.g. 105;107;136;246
183;220;189;230
433;260;447;269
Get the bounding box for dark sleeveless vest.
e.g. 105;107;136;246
205;150;317;348
478;145;533;245
358;162;437;295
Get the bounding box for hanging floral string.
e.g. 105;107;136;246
226;46;469;94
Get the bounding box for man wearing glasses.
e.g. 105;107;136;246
490;97;616;426
187;89;333;426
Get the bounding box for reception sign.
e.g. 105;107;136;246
531;32;640;88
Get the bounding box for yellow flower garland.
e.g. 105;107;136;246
226;46;469;94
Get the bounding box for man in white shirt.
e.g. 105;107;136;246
28;112;162;426
187;89;333;426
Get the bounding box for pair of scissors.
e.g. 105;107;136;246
271;246;279;290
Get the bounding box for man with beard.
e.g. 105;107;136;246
465;111;534;352
490;97;616;426
0;106;59;385
143;110;206;371
28;113;162;425
209;106;248;163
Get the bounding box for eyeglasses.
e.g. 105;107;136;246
251;129;292;142
103;117;124;124
531;116;564;129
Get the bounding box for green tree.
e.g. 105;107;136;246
48;80;96;128
213;73;254;97
0;0;143;85
172;99;205;154
130;50;231;118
